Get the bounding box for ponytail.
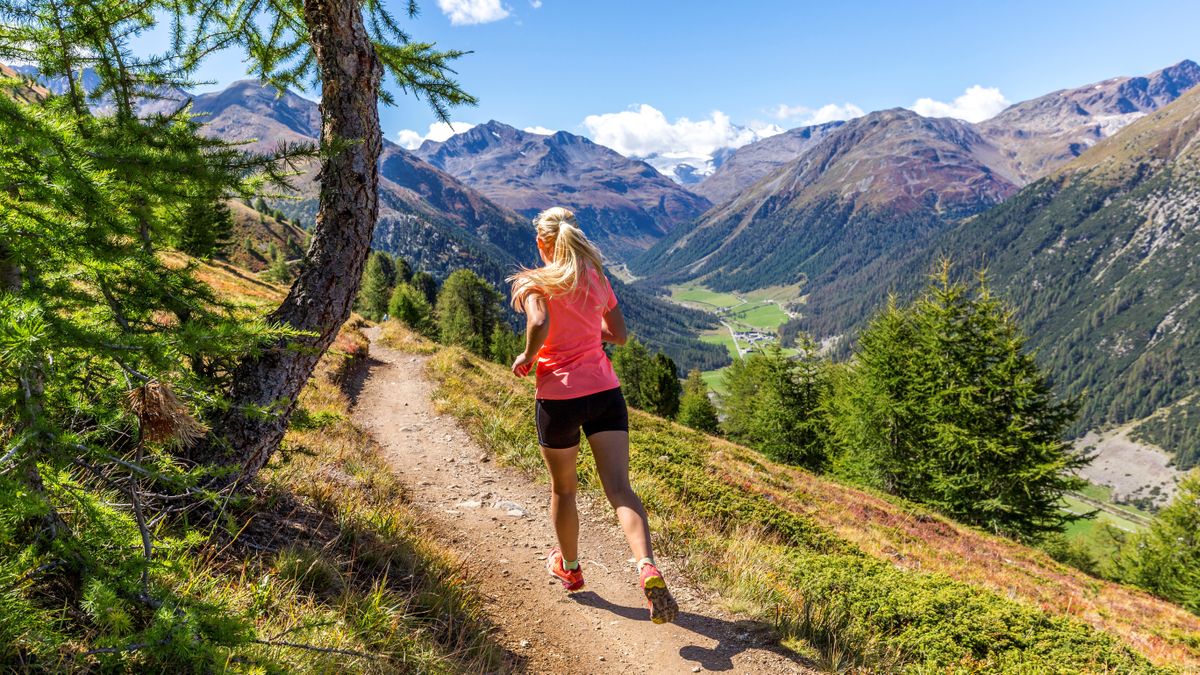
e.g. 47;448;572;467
507;207;606;312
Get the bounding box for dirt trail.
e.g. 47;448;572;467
351;328;815;674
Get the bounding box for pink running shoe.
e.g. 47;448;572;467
639;562;679;624
546;547;585;592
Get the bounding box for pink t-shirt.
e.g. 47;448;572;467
534;266;621;400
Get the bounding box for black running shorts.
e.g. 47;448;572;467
535;387;629;449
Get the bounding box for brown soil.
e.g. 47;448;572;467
351;328;816;674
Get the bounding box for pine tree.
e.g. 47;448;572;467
612;337;653;409
356;251;396;320
489;323;524;366
177;199;234;259
387;282;435;337
646;352;681;418
411;270;439;307
828;263;1086;539
394;257;413;285
721;345;829;469
266;249;292;284
436;269;502;356
678;369;719;433
1111;471;1200;614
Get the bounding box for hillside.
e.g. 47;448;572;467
401;324;1200;671
0;63;49;103
633;108;1017;292
415;120;712;259
692;120;847;205
809;80;1200;471
978;59;1200;184
224;200;308;272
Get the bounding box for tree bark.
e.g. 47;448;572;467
193;0;382;479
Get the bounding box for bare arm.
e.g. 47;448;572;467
601;305;627;346
512;293;549;377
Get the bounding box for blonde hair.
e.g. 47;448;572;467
507;206;605;312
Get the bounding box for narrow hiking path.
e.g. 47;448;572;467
351;328;816;674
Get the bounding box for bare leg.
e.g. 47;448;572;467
539;444;580;561
587;430;652;561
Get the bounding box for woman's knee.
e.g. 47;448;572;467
603;482;637;506
550;477;578;498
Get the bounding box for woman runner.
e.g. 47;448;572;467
508;206;678;624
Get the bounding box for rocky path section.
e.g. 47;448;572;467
351;328;815;674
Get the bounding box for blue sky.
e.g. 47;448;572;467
165;0;1198;159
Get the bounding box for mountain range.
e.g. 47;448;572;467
633;108;1019;292
12;57;1200;468
414;120;711;259
635;59;1200;470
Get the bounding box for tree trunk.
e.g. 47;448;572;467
193;0;382;479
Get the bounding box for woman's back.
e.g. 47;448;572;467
536;265;620;400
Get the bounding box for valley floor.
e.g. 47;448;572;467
351;327;816;674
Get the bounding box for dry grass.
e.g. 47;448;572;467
198;319;508;672
380;320;440;355
710;441;1200;668
398;322;1195;672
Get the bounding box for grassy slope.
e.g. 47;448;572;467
224;200;308;272
6;261;505;671
404;324;1200;672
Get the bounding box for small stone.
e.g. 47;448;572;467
478;454;490;462
458;500;482;509
493;499;524;512
692;667;701;673
598;656;606;662
506;508;525;518
519;640;530;648
499;558;510;564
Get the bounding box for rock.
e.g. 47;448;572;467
493;499;524;512
692;667;701;673
519;639;530;648
457;500;482;509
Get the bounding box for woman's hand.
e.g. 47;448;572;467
512;352;535;378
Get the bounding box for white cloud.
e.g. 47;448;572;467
582;104;774;159
437;0;510;26
523;125;555;135
396;121;475;149
910;85;1009;123
530;0;542;7
772;102;865;126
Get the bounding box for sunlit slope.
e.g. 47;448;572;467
402;326;1199;672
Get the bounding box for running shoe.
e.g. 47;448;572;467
639;562;679;624
546;547;585;592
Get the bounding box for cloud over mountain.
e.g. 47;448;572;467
911;85;1010;123
772;102;865;125
397;121;476;149
581;104;779;159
